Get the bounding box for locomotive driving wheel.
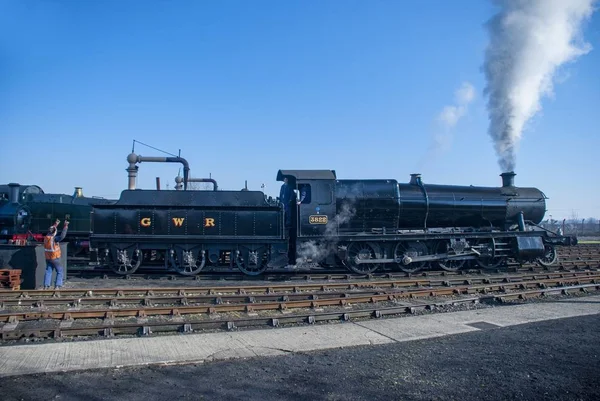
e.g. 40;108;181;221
109;245;142;275
474;238;506;269
169;246;206;276
434;240;466;272
537;244;558;267
236;246;269;276
394;242;429;273
343;242;381;274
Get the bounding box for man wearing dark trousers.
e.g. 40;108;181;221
279;177;294;228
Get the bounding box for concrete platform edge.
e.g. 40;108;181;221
0;295;599;378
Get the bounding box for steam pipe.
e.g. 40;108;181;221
176;176;218;191
127;152;190;190
517;211;526;231
409;174;429;229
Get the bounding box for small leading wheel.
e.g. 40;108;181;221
434;241;466;272
110;245;142;275
343;242;381;274
394;242;429;273
236;247;269;276
537;244;558;267
170;247;206;276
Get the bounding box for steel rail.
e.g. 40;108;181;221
2;270;599;301
1;275;599;323
3;273;599;309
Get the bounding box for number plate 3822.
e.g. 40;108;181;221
309;215;328;224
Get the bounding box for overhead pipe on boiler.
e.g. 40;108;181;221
176;176;218;191
127;152;190;191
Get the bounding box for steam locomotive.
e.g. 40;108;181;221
0;183;114;255
89;162;577;276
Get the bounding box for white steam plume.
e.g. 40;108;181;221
415;82;475;171
437;82;476;130
483;0;596;172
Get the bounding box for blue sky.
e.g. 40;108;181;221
1;0;598;220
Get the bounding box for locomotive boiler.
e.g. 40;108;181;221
331;171;545;233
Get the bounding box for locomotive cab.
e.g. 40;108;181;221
276;170;337;265
276;170;337;238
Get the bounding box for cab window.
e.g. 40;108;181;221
297;184;311;204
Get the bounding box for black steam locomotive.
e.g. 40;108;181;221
0;183;114;255
89;168;577;276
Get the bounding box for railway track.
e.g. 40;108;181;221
66;244;600;281
1;270;599;341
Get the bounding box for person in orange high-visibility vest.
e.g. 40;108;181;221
43;219;69;289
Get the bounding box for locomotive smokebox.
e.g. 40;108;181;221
8;183;19;204
500;171;516;187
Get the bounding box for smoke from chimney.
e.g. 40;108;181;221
483;0;596;172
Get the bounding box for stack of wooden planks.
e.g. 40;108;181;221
0;269;21;290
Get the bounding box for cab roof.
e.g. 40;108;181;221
276;170;336;181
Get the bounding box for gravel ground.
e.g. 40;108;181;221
1;311;598;401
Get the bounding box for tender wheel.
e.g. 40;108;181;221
537;244;558;267
170;247;206;276
394;242;429;273
434;241;466;272
236;246;269;276
109;245;141;275
343;242;381;274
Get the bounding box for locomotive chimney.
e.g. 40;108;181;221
73;187;83;198
409;173;422;186
156;177;161;190
8;183;19;204
500;171;516;187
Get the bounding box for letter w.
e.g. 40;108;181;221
172;217;185;227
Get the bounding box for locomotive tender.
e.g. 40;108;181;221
89;164;577;276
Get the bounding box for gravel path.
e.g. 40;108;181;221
1;312;598;401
